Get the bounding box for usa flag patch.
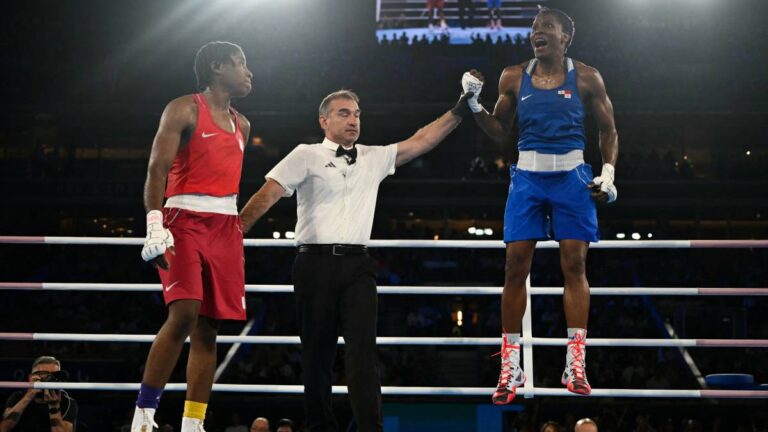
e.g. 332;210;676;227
558;90;572;99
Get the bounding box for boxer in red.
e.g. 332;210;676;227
426;0;447;32
132;41;252;432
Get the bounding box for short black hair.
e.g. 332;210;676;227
276;418;296;431
540;420;563;432
537;7;575;50
193;41;244;91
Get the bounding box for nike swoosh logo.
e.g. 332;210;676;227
164;281;180;292
201;132;219;138
521;94;532;101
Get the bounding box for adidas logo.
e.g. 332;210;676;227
324;162;336;168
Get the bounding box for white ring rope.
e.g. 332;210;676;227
3;236;767;399
2;236;768;249
2;333;766;347
1;283;765;296
0;382;765;398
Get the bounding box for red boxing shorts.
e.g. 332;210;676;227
427;0;445;8
157;208;246;320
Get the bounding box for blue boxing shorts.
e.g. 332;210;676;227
503;164;599;243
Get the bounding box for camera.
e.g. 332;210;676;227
33;370;67;400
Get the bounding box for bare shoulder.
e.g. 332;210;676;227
237;112;251;130
574;61;604;86
163;94;198;124
499;62;526;94
501;62;526;80
166;94;197;112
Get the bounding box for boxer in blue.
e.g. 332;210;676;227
458;7;619;403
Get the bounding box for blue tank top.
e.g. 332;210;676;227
516;58;586;154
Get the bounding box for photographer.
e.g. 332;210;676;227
1;356;78;432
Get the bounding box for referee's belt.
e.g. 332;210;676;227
297;244;368;256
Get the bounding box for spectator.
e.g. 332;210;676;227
1;356;78;432
250;417;270;432
275;418;296;432
540;420;562;432
575;418;598;432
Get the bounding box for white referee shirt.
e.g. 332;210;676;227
266;138;398;245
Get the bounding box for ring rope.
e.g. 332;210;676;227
3;236;766;400
2;333;766;347
1;283;765;296
0;382;765;398
2;236;768;249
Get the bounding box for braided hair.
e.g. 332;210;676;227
536;7;575;51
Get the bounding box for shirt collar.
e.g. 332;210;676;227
322;137;354;151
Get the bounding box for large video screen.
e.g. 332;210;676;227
376;0;547;45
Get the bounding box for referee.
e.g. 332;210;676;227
239;89;472;432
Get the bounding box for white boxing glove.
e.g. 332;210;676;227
461;72;484;113
141;210;174;262
592;163;617;203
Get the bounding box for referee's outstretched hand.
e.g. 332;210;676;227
450;92;475;118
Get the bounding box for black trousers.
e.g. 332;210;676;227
292;252;383;432
457;0;476;28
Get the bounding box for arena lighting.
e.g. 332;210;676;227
457;310;464;327
616;233;626;239
632;233;642;240
272;231;281;239
746;150;751;156
468;227;476;234
106;0;298;79
648;233;654;238
474;230;485;237
285;231;295;239
484;228;493;236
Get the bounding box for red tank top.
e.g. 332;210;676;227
165;93;245;198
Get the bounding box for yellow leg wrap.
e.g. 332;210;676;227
182;400;207;420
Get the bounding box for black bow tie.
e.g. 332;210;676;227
336;145;357;165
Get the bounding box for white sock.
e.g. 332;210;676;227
504;333;521;346
131;407;156;429
567;328;586;340
181;417;204;432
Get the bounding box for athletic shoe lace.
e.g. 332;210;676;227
492;338;519;387
567;333;587;382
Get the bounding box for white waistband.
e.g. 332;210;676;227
165;194;238;215
516;150;584;172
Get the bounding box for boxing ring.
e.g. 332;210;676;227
1;236;767;399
